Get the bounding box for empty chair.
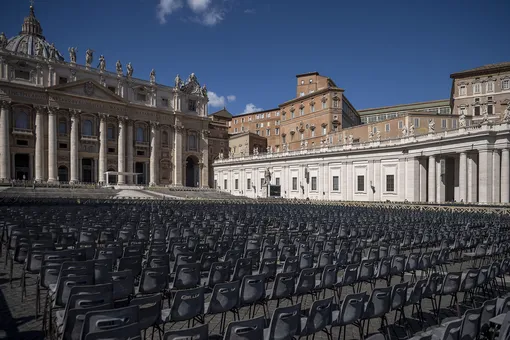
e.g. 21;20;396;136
479;298;497;337
163;324;208;340
266;272;295;308
299;297;332;338
169;263;201;291
329;292;366;340
361;286;392;339
239;274;267;319
80;305;139;340
84;323;141;340
160;287;205;328
205;281;240;334
129;293;162;338
436;272;462;322
223;316;265;340
232;258;253;282
263;303;301;340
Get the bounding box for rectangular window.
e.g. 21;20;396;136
261;178;264;188
357;175;365;192
311;176;317;191
275;178;280;186
276;111;280;117
300;132;304;140
214;180;218;189
266;129;270;136
332;176;339;191
385;123;390;132
441;119;447;128
414;118;420;127
15;69;30;80
137;150;145;156
137;93;147;102
241;126;245;132
275;128;279;135
398;121;403;129
16;140;29;146
322;127;326;135
311;105;315;113
386;174;395;192
322;101;327;109
473;83;481;94
188;99;197;111
234;179;239;190
108;86;116;93
256;130;260;135
234;128;238;133
474;106;480;116
241;118;245;123
311;130;315;137
503;79;510;90
452;119;457;129
292;177;298;191
234;119;238;124
108;147;116;153
59;143;68;149
107;127;114;140
267;113;271;118
247;178;251;189
59;77;68;84
291;112;295;119
224;179;227;190
161;97;168;107
487;81;494;93
459;85;467;96
488;104;493;115
300;108;304;116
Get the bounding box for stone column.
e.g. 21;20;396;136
69;110;80;183
117;116;127;185
173;124;183;186
478;149;493;203
428;155;436;203
459;152;467;203
493;149;501;203
467;153;478;203
200;129;210;188
406;157;420;202
419;158;427;202
436;158;446;203
34;106;45;182
98;113;108;184
502;149;510;203
126;120;134;184
47;108;57;182
0;101;11;182
149;121;159;186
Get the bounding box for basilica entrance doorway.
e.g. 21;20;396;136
82;158;93;183
14;154;30;180
185;156;199;187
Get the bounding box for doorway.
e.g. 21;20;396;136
135;162;146;185
185;156;199;187
107;168;117;185
82;158;93;183
14;154;30;180
58;166;69;182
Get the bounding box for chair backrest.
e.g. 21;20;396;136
62;303;113;340
265;303;301;340
223;316;265;340
81;305;139;340
206;261;231;288
118;256;142;277
302;297;332;336
84;323;141;340
363;286;392;319
207;280;240;315
65;283;113;315
172;263;201;290
342;264;359;286
54;274;94;307
163;324;208;340
319;264;338;289
299;252;314;270
129;293;162;330
110;270;135;301
139;266;168;294
94;259;113;284
431;318;462;340
337;292;366;325
459;307;482;340
391;254;406;275
295;268;316;295
282;256;298;274
172;253;197;273
460;269;479;292
233;258;252;282
479;298;497;333
376;257;391;279
239;274;266;306
269;272;295;300
391;281;408;310
441;272;462;295
258;257;277;279
358;260;375;281
169;287;205;322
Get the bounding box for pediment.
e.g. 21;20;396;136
47;79;126;103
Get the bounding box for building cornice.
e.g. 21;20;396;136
279;87;344;107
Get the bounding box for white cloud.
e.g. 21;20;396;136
243;103;263;114
227;95;236;102
187;0;211;12
200;8;225;26
208;92;236;108
157;0;183;24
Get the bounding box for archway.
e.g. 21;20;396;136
58;166;69;182
14;154;30;180
185;156;199;187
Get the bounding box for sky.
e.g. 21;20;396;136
2;0;510;115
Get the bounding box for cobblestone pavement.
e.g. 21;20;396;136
0;247;507;340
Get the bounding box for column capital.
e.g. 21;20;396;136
69;109;81;118
201;129;210;139
0;100;11;110
117;115;129;124
150;121;160;129
33;105;47;114
98;113;109;120
174;125;184;133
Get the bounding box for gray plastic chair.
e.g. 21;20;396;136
137;266;168;295
223;316;265;340
110;270;135;301
60;303;113;340
280;256;298;274
479;298;496;337
299;252;314;270
84;322;141;340
390;254;406;283
315;264;338;299
160;286;205;327
357;260;376;292
93;258;113;284
390;282;410;338
330;292;366;340
232;258;253;281
361;286;392;339
335;264;359;299
458;307;482;340
430;317;462;340
266;272;295;307
205;280;240;334
263;303;301;340
129;293;162;338
163;324;208;340
80;305;139;340
300;297;332;338
169;263;201;290
117;256;142;277
259;257;277;280
375;257;392;286
203;261;231;289
436;272;462;322
239;274;267;319
295;268;317;302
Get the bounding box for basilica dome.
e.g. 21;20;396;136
5;5;64;61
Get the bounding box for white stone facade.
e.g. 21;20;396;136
214;122;510;204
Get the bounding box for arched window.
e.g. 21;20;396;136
15;111;29;129
107;124;115;140
188;134;197;150
161;131;169;146
82;119;93;136
136;127;145;142
58;118;67;135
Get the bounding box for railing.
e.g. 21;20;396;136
215;121;509;164
12;127;33;135
135;141;150;147
81;135;98;142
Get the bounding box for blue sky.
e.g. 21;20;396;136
2;0;509;115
